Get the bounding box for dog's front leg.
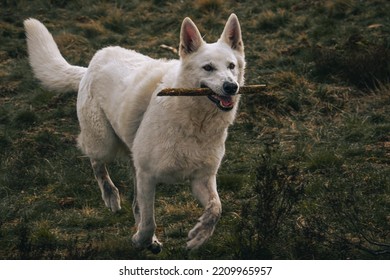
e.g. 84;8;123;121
187;175;222;250
131;171;162;254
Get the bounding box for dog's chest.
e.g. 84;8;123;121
159;123;227;173
133;118;228;182
132;98;235;181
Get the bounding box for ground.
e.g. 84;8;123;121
0;0;389;259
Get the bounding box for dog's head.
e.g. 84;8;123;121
178;14;245;112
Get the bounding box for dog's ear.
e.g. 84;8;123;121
219;13;244;53
180;17;204;57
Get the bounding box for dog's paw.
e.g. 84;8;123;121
132;233;162;254
186;221;215;250
102;182;121;212
147;240;163;254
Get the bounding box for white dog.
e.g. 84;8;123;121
24;14;245;253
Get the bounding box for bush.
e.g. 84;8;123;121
235;145;305;259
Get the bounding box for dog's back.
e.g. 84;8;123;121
77;46;180;153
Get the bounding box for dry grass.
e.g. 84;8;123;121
0;0;389;260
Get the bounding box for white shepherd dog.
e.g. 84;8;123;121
24;14;245;253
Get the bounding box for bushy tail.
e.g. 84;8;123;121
24;18;87;92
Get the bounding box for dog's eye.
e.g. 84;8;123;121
228;63;235;70
203;64;214;72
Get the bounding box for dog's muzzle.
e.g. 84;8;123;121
202;82;238;111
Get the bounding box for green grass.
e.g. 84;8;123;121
1;0;389;259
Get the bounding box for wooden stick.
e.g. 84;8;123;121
157;84;267;96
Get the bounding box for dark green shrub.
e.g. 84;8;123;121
235;145;305;259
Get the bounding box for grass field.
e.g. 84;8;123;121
1;0;389;259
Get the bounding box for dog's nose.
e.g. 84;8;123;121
223;82;238;95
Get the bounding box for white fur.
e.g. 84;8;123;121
24;14;245;252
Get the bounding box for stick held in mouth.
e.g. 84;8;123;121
157;84;267;96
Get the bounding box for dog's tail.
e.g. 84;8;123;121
24;18;87;93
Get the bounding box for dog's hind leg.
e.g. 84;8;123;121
91;159;121;213
131;170;162;254
132;174;140;226
187;175;222;250
77;93;123;212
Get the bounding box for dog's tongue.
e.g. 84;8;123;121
218;96;233;108
221;98;233;107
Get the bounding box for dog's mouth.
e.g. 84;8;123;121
201;84;235;111
208;95;234;111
